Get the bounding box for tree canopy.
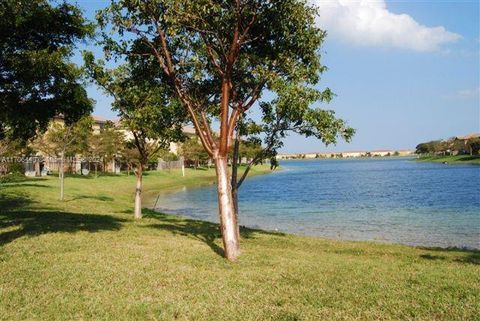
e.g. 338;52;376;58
96;0;326;157
83;52;186;167
0;0;93;140
33;116;93;159
96;0;354;260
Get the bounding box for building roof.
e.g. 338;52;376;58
182;125;196;135
93;115;197;135
455;133;480;140
92;115;121;124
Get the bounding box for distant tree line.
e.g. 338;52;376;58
415;136;480;156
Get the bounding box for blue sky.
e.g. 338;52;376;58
74;0;479;153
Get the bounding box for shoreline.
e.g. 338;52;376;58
1;168;479;320
148;162;478;251
416;154;480;165
144;164;277;207
151;210;480;252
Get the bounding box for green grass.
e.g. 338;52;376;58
416;154;480;165
0;167;479;320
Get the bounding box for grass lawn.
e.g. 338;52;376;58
416;154;480;165
0;167;479;320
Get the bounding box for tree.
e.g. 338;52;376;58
468;138;480;155
180;137;211;169
84;53;185;219
96;121;125;173
99;0;332;261
415;140;445;155
0;0;93;141
0;138;34;176
34;116;93;200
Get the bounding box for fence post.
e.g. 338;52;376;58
181;157;185;177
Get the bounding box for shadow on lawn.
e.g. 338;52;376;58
419;247;480;265
68;195;115;202
0;195;125;246
143;209;285;258
3;183;52;189
456;155;480;162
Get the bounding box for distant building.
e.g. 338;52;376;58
453;133;480;155
277;149;414;160
455;133;480;141
28;114;197;176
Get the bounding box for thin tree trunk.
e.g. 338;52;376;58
231;134;241;241
232;187;239;235
60;149;65;201
134;164;143;219
214;156;240;261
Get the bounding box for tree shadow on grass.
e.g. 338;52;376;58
418;246;480;265
0;195;125;247
0;176;48;184
142;209;285;258
457;155;480;162
68;195;115;202
2;183;52;188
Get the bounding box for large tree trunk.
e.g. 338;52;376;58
134;164;143;219
214;156;240;261
59;150;65;201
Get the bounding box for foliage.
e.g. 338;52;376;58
416;136;480;156
96;0;330;160
415;140;445;154
158;149;179;162
469;138;480;155
120;140;165;170
0;0;93;141
92;121;125;162
235;81;355;171
0;171;27;183
96;0;358;259
0;138;35;176
0;138;33;157
83;52;186;170
179;137;211;168
236;139;263;162
33;116;93;158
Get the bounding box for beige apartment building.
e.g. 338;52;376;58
25;115;196;176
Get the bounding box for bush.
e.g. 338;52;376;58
8;162;25;174
0;172;27;183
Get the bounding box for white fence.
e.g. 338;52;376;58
157;158;184;170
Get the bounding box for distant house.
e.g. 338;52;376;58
453;133;480;155
455;133;480;141
91;115;118;133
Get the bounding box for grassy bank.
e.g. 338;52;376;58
0;167;479;320
416;154;480;165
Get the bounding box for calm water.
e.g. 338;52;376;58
153;158;480;249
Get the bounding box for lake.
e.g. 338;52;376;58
153;158;480;249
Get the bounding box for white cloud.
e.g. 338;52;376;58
456;87;480;99
311;0;461;52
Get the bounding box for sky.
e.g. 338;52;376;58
73;0;480;153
